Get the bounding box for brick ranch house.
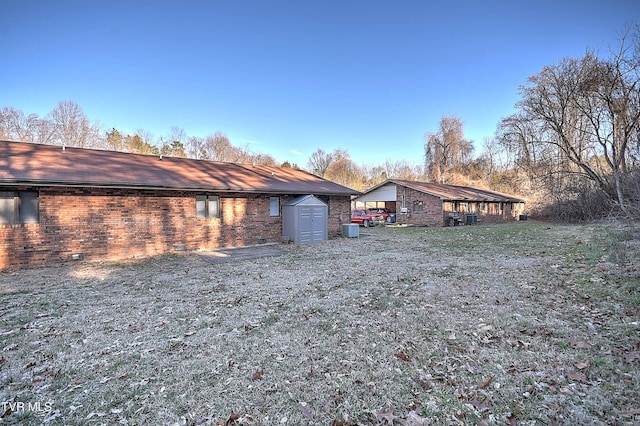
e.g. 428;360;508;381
354;179;526;227
0;140;358;269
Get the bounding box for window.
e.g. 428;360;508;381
196;195;220;218
0;191;39;225
270;197;280;217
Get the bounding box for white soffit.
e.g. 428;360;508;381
355;184;397;202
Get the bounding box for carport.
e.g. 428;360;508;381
353;179;525;227
352;184;397;212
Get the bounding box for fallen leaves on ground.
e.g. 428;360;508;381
0;222;638;425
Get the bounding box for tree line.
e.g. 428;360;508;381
2;26;638;220
497;28;640;220
0;101;511;193
0;102;279;166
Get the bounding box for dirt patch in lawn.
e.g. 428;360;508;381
0;221;639;425
197;244;288;264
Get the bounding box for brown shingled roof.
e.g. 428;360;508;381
369;179;525;203
0;140;359;196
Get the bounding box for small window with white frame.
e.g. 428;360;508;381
269;196;280;217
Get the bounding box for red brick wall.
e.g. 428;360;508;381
327;195;352;234
392;187;525;227
0;187;350;269
394;188;443;227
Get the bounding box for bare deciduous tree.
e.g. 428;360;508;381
498;29;640;217
204;132;236;162
424;116;474;183
0;107;55;144
307;149;333;177
324;149;361;190
48;101;102;148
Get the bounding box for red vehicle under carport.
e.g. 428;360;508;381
351;209;384;227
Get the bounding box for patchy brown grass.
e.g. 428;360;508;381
1;221;639;425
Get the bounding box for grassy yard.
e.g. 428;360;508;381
0;221;639;425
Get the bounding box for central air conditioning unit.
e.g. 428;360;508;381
342;223;359;238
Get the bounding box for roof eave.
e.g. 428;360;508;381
0;179;358;196
387;180;525;203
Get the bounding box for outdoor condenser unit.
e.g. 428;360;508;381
342;223;359;238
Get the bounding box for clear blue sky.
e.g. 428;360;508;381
1;1;637;167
